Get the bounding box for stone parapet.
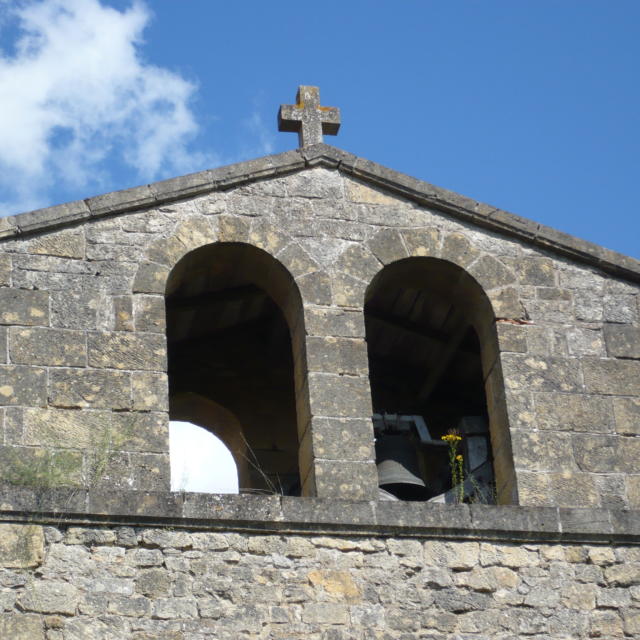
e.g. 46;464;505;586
0;487;638;544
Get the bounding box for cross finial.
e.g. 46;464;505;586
278;85;340;147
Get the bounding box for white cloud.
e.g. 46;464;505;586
0;0;210;214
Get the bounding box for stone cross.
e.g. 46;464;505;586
278;86;341;147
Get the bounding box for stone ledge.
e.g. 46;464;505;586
0;485;638;544
2;144;639;283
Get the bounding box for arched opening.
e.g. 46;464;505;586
165;243;304;496
365;257;509;504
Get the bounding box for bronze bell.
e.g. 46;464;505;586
375;435;430;501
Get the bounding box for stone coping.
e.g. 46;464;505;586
0;486;638;545
0;144;638;284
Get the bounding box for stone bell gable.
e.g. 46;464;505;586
1;139;639;510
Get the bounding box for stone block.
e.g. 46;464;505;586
345;177;399;205
367;228;408;264
0;254;10;286
441;232;480;267
50;288;100;329
501;354;582;393
133;261;170;294
0;523;44;568
287;167;343;200
496;322;527;352
604;294;637;323
401;227;440;258
511;430;575;472
523;325;568;356
0;327;5;363
306;336;368;375
566;327;605;357
470;504;559;535
547;471;601;507
113;296;134;331
183;492;280;521
331;272;367;307
0;485;86;512
281;496;375;525
468;255;516;290
88;331;166;371
0;365;46;406
0;446;82;487
132;371;169;411
216;214;250;243
20;406;165;453
89;451;169;491
505;390;535;430
624;609;640;637
604;324;640;359
613;397;640;436
277;242;319;278
516;257;556;286
524;298;574;324
574;290;604;322
145;235;188;268
302;602;349;624
595;474;627;510
9;327;86;366
311;417;375;462
174;215;216;250
572;434;618;473
308;373;372;418
28;230;85;258
605;564;640;588
305;307;365;337
314;460;378;499
134;295;166;333
583;358;640;395
0;614;44;640
536;286;572;300
334;243;381;281
515;471;552;507
534;392;614;433
296;271;332;305
489;287;525;319
248;218;290;255
49;368;131;409
19;581;79;614
0;288;49;326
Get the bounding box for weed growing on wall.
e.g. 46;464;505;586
441;431;464;503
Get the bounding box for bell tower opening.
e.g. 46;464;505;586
365;257;501;504
165;243;302;496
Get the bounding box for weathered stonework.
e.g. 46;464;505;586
0;140;639;636
0;495;638;639
0;145;638;506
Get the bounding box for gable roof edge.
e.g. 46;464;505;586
1;144;638;284
302;145;640;284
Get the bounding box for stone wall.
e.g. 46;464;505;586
0;146;639;508
0;493;639;640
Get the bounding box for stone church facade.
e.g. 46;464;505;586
0;88;639;638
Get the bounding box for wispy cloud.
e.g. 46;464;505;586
0;0;212;214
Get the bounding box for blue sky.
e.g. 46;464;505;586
1;0;639;259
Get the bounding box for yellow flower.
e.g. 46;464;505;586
456;454;463;461
441;434;462;442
